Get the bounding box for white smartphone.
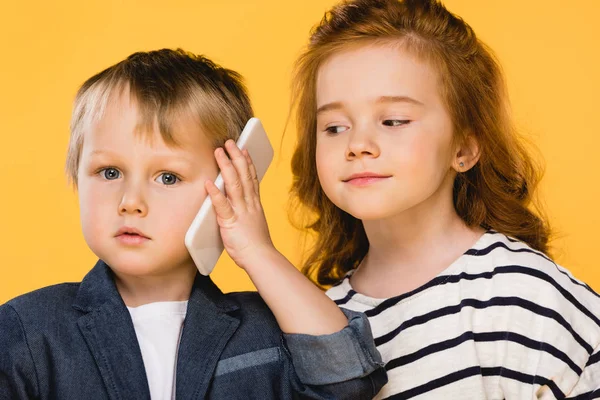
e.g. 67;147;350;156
184;118;274;275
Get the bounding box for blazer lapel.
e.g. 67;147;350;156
73;261;151;400
175;274;240;400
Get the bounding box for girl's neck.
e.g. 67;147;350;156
353;185;484;298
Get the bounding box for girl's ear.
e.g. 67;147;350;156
453;134;481;172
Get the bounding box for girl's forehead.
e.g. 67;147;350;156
316;44;441;106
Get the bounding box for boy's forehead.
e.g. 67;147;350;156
82;122;215;166
87;91;213;151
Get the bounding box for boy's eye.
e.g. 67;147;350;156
102;168;121;180
156;173;179;186
383;119;410;127
325;125;348;134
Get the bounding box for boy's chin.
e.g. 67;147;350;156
98;251;197;280
98;253;168;277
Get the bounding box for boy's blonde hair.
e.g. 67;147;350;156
66;48;253;186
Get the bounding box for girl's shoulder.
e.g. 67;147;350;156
467;231;596;299
325;271;359;306
328;230;600;331
467;230;600;337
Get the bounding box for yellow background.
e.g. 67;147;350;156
1;0;599;303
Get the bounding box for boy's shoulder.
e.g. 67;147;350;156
220;290;280;332
2;282;81;321
0;282;83;366
224;290;269;309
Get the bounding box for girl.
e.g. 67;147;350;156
289;0;600;398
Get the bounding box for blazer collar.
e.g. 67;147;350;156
73;260;241;400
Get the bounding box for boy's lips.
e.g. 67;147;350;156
115;226;151;245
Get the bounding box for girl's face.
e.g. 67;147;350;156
315;43;458;221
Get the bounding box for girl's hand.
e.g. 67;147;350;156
205;139;276;270
207;140;348;337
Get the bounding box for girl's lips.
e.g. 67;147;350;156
343;173;392;186
344;176;391;186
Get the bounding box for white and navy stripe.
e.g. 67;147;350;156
327;231;600;399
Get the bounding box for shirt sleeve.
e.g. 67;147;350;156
282;308;387;398
0;304;39;400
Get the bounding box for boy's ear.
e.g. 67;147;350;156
453;134;481;172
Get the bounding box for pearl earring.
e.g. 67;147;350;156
459;162;465;168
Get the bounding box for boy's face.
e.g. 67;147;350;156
77;91;218;279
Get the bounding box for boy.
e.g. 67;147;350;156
0;49;386;399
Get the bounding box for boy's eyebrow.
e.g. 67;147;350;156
89;149;116;157
88;149;195;165
316;96;424;115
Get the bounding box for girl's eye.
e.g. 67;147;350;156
383;119;410;127
156;173;179;186
102;168;121;180
325;125;349;134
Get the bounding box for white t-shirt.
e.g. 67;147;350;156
326;231;600;399
127;301;188;400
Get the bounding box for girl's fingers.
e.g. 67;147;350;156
215;146;245;210
225;140;257;204
205;180;235;222
244;149;260;196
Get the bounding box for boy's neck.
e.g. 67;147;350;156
114;264;197;307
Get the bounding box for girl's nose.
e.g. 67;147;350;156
346;126;380;160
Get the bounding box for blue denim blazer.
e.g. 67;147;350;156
0;261;386;399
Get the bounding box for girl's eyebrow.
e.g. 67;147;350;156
317;95;424;115
376;95;424;106
316;101;344;115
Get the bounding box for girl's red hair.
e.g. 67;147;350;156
290;0;551;287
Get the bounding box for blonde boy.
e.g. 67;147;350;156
0;49;386;399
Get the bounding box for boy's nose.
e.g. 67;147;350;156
118;187;148;217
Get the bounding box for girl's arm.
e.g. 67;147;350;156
206;139;386;397
566;347;600;399
205;139;347;335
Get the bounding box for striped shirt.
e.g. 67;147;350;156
326;231;600;399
